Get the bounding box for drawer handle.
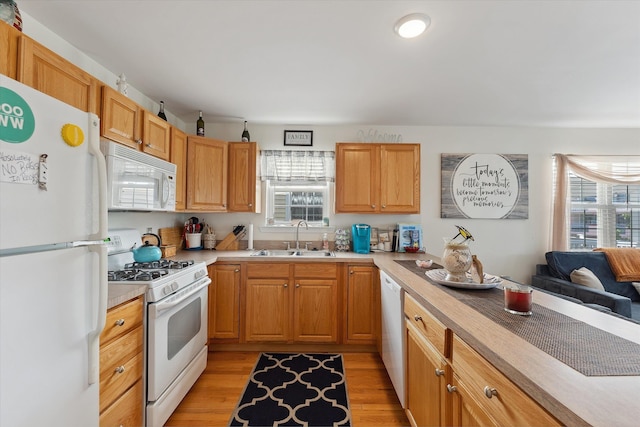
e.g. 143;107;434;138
414;315;422;322
484;386;498;399
114;365;125;374
435;368;445;377
115;319;125;327
446;384;457;393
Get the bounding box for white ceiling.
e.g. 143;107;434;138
17;0;640;128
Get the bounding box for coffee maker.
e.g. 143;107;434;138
351;224;371;254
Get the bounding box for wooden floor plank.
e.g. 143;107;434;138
165;351;409;426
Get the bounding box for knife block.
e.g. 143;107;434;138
215;232;240;251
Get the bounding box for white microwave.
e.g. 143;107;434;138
101;140;176;212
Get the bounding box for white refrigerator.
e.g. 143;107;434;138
0;76;108;427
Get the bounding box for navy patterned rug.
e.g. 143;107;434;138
229;353;351;427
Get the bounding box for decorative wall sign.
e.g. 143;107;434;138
441;153;528;219
284;130;313;146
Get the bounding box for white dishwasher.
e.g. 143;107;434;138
380;270;405;407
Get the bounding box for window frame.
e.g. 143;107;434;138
264;180;331;227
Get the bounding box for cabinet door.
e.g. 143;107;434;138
293;278;338;343
101;85;141;149
345;265;377;343
449;373;496;427
335;143;379;213
208;264;241;341
245;278;290;342
380;144;420;213
406;321;448;427
228;142;261;212
170;127;187;211
187;136;228;211
1;21;19;79
142;110;171;160
18;36;99;113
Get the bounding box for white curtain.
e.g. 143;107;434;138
260;150;335;182
551;154;640;250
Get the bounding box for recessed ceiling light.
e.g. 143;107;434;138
394;13;431;39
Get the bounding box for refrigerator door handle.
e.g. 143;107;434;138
87;113;108;241
87;244;108;385
85;114;109;385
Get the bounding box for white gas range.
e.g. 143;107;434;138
107;229;210;427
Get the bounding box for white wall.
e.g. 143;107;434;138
19;12;640;284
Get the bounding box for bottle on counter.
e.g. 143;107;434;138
196;111;205;136
322;233;329;250
157;101;167;121
241;121;250;142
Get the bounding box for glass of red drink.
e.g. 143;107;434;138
504;286;533;316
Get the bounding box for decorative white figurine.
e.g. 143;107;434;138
116;73;128;96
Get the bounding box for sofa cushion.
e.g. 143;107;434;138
570;267;605;291
545;251;640;302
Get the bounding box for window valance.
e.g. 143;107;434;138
260;150;335;182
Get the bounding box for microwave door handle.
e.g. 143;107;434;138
161;173;170;208
153;278;211;315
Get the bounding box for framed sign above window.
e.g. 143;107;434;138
284;130;313;146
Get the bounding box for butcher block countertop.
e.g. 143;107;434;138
108;249;640;426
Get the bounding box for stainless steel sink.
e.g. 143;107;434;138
250;249;335;257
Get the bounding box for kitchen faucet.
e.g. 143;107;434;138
295;220;308;250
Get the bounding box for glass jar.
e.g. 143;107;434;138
441;241;472;282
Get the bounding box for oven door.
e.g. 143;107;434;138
147;276;210;402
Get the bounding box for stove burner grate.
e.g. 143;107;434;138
108;269;170;282
124;259;195;270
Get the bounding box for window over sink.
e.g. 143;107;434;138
260;149;334;228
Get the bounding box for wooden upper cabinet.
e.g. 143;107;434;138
335;144;379;213
380;144;420;213
335;142;420;214
1;21;20;79
186;136;228;211
171;127;188;211
228;142;261;213
141;110;171;161
101;85;141;148
17;36;99;114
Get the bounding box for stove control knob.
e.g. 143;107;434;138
163;285;171;296
171;282;179;291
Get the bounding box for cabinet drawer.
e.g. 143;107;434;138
101;297;143;344
293;263;337;278
247;262;289;278
99;378;143;427
452;335;561;427
100;350;143;413
404;293;447;357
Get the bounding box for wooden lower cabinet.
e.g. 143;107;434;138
448;334;561;427
100;296;144;427
345;264;377;344
208;263;241;342
243;262;339;343
404;293;450;427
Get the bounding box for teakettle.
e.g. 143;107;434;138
132;233;162;262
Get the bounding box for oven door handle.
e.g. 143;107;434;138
153;277;211;315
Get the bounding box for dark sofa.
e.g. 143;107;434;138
531;251;640;321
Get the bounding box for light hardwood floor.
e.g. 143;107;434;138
165;351;409;426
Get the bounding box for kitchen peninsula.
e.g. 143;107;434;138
108;249;640;427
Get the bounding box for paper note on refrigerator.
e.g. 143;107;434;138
0;147;39;185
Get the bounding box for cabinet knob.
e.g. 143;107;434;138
382;204;386;208
446;384;457;393
115;319;125;327
484;386;498;399
248;203;253;207
349;270;354;275
371;204;376;208
296;283;300;288
145;142;152;148
115;365;125;374
234;269;240;273
414;314;422;322
435;368;445;377
135;139;143;145
284;283;288;288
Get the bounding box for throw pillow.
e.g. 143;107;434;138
570;267;606;291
